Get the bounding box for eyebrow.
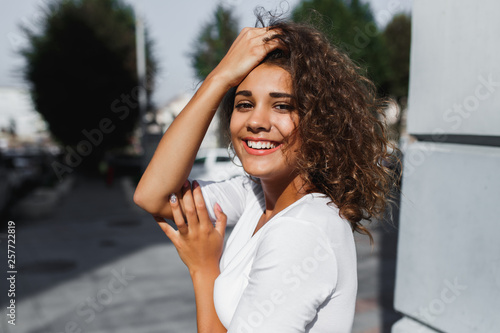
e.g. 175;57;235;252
235;90;252;97
235;90;295;99
269;92;294;99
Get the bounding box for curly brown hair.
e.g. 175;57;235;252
221;19;399;242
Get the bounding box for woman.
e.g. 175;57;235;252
134;18;396;333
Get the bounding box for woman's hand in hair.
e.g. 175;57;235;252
208;27;282;89
155;180;227;275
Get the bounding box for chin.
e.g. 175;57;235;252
241;165;268;180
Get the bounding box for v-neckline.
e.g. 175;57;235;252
251;213;267;237
250;193;312;239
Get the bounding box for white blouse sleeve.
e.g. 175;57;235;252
196;176;259;225
227;217;339;332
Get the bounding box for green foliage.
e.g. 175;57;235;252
21;0;156;171
190;4;239;147
293;0;412;141
190;4;239;80
383;13;411;103
292;0;391;94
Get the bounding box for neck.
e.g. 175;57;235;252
260;173;309;220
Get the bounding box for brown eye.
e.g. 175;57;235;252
235;102;253;110
275;104;295;112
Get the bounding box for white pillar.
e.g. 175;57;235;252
393;1;500;332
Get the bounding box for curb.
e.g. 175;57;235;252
12;176;75;220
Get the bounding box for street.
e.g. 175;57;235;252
0;176;400;332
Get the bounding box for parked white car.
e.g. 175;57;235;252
189;148;245;181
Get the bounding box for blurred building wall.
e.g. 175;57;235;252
392;1;500;332
0;87;48;148
156;92;219;149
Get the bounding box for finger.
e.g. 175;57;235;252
244;27;273;45
154;215;179;241
191;180;211;227
263;30;283;47
263;38;282;54
249;30;282;55
265;28;281;39
181;180;199;226
214;203;227;239
230;27;264;51
169;193;188;235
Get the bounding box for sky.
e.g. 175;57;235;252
0;0;412;108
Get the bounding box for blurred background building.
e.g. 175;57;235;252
0;86;53;150
156;92;220;150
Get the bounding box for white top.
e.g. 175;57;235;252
199;176;357;333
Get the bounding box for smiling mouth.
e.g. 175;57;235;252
244;140;281;150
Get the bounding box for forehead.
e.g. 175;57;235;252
236;64;293;94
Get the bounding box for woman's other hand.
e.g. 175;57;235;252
155;180;227;275
208;27;282;89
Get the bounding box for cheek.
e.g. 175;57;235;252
275;115;301;156
229;118;237;140
275;116;298;138
229;112;244;139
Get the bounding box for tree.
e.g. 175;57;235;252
21;0;156;173
382;13;411;140
292;0;391;94
191;4;239;80
383;13;411;106
190;4;239;147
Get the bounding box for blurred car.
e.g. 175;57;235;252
3;150;43;188
0;154;12;213
189;148;245;181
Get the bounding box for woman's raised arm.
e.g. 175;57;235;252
133;27;281;219
133;74;228;218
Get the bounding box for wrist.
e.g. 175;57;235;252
190;265;220;281
204;70;234;92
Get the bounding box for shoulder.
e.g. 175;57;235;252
196;176;263;224
279;193;353;242
258;193;355;260
198;175;262;200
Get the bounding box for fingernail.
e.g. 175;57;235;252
215;203;222;212
183;180;190;188
170;193;177;204
193;180;199;189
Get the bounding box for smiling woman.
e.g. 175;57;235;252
134;14;397;333
230;63;300;183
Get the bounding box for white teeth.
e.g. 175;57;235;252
247;141;277;149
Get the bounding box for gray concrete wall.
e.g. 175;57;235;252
407;0;500;138
393;1;500;332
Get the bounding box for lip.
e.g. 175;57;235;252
242;137;282;156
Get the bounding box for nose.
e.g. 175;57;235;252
246;105;271;133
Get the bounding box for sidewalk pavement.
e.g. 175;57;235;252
0;175;399;333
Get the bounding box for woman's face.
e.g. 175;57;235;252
230;63;300;183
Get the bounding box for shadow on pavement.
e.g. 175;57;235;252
0;174;166;307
